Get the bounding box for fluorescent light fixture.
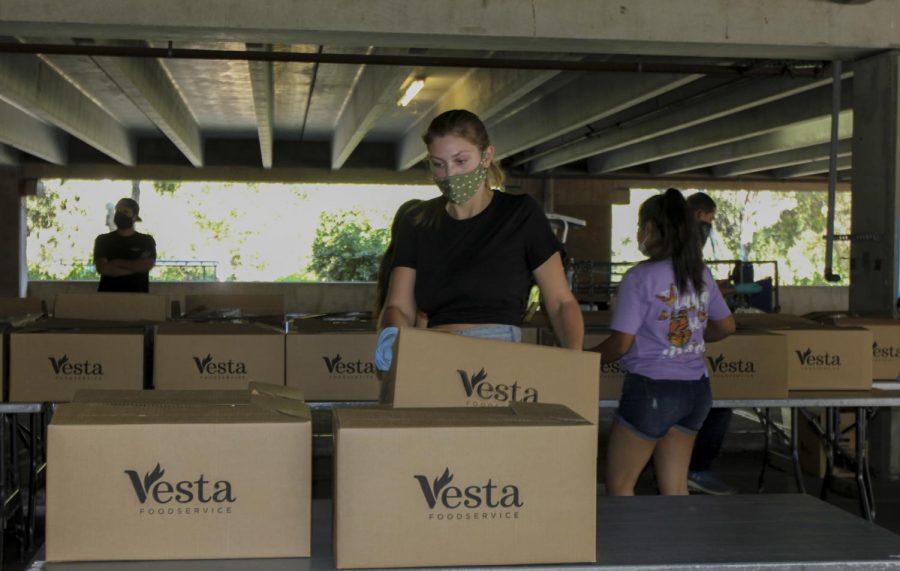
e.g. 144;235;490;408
398;78;425;107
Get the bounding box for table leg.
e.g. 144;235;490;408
790;407;805;494
27;412;37;550
856;406;875;521
820;407;836;500
0;414;6;568
757;408;771;492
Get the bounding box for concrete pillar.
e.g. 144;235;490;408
508;176;627;261
0;169;26;297
551;179;629;263
849;51;900;482
849;51;900;317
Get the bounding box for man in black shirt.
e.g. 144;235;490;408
93;198;156;292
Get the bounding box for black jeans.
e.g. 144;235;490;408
689;407;733;472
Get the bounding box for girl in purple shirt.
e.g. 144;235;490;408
593;188;735;496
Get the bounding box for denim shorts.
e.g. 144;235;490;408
455;324;522;343
615;372;712;441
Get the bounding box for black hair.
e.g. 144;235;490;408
639;188;705;295
373;199;423;317
686;192;717;215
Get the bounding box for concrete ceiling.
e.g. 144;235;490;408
0;0;897;183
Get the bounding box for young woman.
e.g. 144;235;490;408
594;188;735;496
375;109;582;370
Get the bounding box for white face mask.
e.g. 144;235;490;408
638;239;651;256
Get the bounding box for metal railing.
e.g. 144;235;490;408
570;259;781;311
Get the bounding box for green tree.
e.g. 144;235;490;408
308;209;389;281
25;184;90;280
708;190;850;286
153;180;181;196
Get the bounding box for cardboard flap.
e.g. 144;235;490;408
73;389;251;405
17;318;147;334
0;297;44;320
183;294;285;315
52;400;309;425
156;322;283;336
249;382;310;420
507;401;590;423
334;403;590;429
53;292;170;322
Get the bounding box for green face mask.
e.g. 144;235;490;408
435;160;487;204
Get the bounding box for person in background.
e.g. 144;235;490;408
376;109;582;371
685;192;738;495
93;197;156;293
593;188;735;495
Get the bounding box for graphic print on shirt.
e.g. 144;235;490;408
655;284;710;358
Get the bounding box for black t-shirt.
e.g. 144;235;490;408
391;191;562;327
93;231;157;293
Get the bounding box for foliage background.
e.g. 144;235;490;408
26;180;436;282
612;188;851;286
27;181;851;285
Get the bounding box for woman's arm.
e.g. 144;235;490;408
589;330;635;363
533;252;584;350
704;314;736;343
379;267;418;329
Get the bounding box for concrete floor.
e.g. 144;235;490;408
6;410;900;570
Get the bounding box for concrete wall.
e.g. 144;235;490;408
27;280;850;317
778;286;849;316
27;280;377;315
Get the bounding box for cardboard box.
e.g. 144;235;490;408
798;410;861;477
583;332;623;400
286;332;379;401
54;292;170;322
183;294;285;316
9;326;146;402
705;330;790;399
47;385;311;561
333;403;596;569
0;297;44;319
734;312;815;330
830;318;900;381
386;328;601;424
73;389;251;405
770;326;873;391
153;323;285;390
581;328;790;400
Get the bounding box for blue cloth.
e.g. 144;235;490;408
455;324;522;343
375;327;399;372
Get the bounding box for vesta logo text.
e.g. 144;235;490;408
192;354;247;376
457;368;538;405
124;463;236;516
795;348;842;367
873;342;900;360
601;361;624;374
48;354;103;377
414;468;523;522
706;354;756;374
322;354;376;376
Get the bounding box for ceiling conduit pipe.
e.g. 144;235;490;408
824;60;843;283
0;42;831;77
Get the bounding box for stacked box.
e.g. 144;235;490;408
153;322;285;390
333;403;596;569
47;384;311;561
286;317;379;401
9;323;146;402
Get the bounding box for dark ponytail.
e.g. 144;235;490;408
638;188;705;295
